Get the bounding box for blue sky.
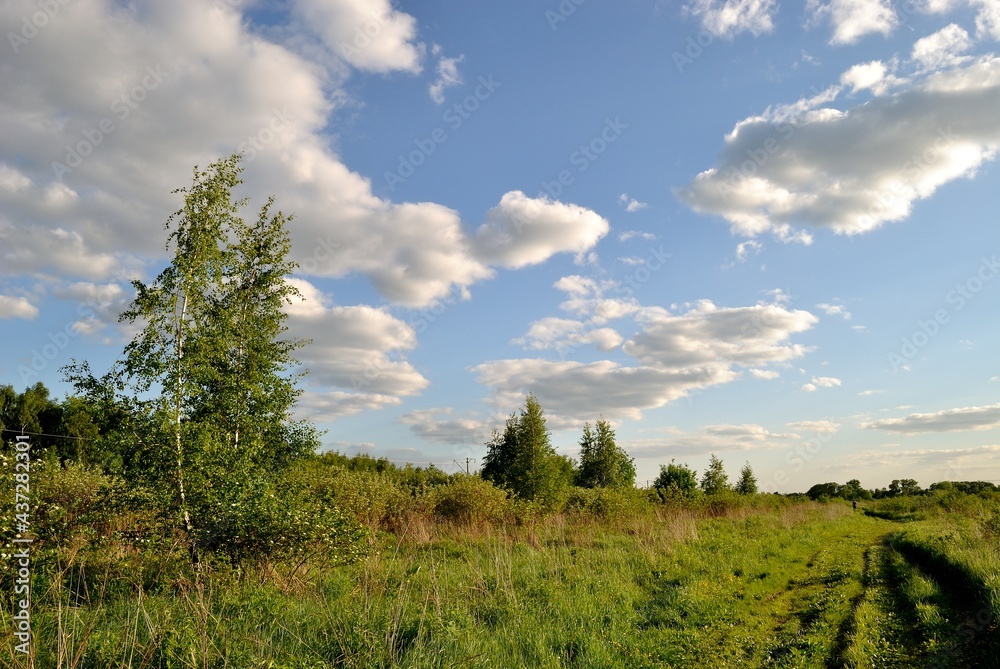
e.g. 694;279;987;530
2;0;1000;491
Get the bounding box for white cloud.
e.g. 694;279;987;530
807;0;897;44
786;419;840;433
428;44;464;104
0;295;38;320
736;240;764;261
287;280;429;417
817;302;852;320
476;296;817;424
511;317;623;353
678;57;1000;239
858;388;885;396
912;24;972;70
473;358;737;424
472;191;610;270
292;0;423;73
685;0;778;38
618;230;656;241
554;275;652;324
623;300;817;370
399;408;493;445
52;281;132;336
627;423;797;458
0;1;621;310
801;376;841;391
618;193;648;212
975;0;1000;40
863;402;1000;432
839;60;892;93
750;368;780;379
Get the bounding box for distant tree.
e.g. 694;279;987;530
840;479;871;501
888;479;921;496
653;460;698;498
700;453;730;495
576;418;635;488
0;382;63;451
481;413;519;487
481;394;571;506
806;482;841;501
734;462;758;495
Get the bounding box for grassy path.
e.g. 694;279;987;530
629;510;997;668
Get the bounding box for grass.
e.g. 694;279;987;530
2;495;999;667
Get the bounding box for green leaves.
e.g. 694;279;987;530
576;418;636;489
481;394;571;508
67;153;326;566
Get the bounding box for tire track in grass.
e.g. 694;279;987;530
837;534;996;668
632;511;889;668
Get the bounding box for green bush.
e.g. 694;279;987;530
563;486;649;519
431;475;512;525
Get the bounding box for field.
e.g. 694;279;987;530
3;479;999;668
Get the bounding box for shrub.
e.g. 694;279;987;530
431;475;512;525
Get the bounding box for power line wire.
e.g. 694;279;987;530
0;428;84;440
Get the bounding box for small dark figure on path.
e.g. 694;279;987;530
852;500;857;511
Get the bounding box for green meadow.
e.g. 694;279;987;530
2;458;998;668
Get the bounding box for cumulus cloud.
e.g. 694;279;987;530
619;193;648;212
626;423;797;458
428;44;464;104
473;358;737;424
287;280;428;417
912;24;972;70
399;408;493;445
839;60;894;94
0;295;38;320
623;300;817;369
52;281;133;336
684;0;778;38
0;1;616;311
291;0;423;73
472;191;610;269
817;302;851;319
802;376;841;391
478;295;817;424
678;57;1000;239
511;317;623;353
807;0;897;44
863;402;1000;432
